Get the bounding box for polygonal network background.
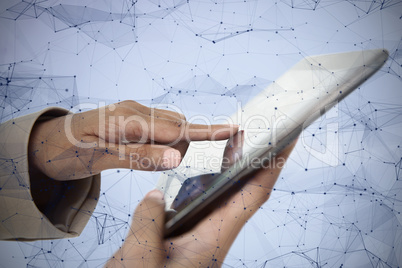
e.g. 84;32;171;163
0;0;401;267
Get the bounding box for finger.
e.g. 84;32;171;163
102;143;183;171
130;190;166;246
153;140;189;157
122;114;239;144
227;138;298;218
190;139;298;253
126;116;238;144
77;136;184;172
221;130;244;171
116;101;238;144
164;140;297;266
119;100;187;122
108;190;166;267
144;107;186;122
170;140;190;158
126;144;183;171
185;122;240;141
248;138;298;188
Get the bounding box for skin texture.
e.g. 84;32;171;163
28;100;296;267
105;140;296;267
28;100;238;181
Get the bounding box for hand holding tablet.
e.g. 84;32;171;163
157;49;389;237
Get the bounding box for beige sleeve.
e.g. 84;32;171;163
0;108;101;241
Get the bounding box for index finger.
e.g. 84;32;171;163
184;122;240;141
153;119;239;144
124;116;239;144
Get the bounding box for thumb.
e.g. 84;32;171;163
130;189;166;243
112;190;167;267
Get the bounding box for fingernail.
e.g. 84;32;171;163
162;149;181;169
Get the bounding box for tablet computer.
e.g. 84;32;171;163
159;49;389;238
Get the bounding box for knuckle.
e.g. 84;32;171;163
165;121;184;141
178;113;186;121
167;110;186;121
119;100;138;106
172;119;185;128
126;121;148;142
114;106;134;116
133;145;149;159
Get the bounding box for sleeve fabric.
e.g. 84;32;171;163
0;108;100;241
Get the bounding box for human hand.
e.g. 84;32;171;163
28;100;238;181
105;139;296;267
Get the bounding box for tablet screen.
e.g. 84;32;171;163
163;49;389;237
170;131;244;213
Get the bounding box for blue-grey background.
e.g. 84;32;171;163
1;0;401;267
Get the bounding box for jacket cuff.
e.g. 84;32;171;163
0;108;100;240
